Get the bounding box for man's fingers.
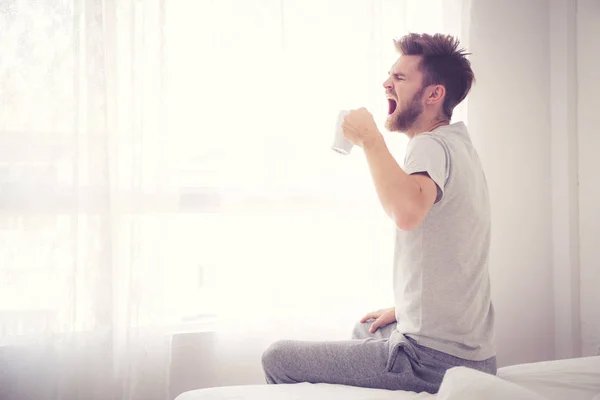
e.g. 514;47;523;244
369;314;394;333
369;317;383;333
360;314;372;323
360;312;379;323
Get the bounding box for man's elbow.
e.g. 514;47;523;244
393;212;421;232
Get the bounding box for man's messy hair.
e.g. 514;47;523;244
395;33;474;119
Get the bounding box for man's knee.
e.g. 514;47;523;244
261;340;296;384
352;320;397;340
352;321;372;340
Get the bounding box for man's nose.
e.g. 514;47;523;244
383;77;393;90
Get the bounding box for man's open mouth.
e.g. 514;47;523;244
387;98;397;115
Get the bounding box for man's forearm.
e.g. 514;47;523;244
362;135;423;229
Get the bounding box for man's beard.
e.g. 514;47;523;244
385;86;425;133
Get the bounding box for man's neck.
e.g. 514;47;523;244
405;116;450;139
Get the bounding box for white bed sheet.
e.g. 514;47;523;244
174;356;600;400
497;355;600;400
175;382;435;400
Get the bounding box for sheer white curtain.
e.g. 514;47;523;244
0;0;470;398
1;1;174;399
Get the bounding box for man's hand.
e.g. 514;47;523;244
341;108;383;149
360;307;396;334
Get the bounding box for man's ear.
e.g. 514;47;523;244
426;85;445;105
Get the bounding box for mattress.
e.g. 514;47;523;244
175;356;600;400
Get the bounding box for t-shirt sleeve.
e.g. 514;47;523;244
403;135;449;203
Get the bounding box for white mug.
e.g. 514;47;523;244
331;110;353;155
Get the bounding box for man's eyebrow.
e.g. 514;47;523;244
388;71;407;77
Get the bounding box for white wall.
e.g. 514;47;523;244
468;0;555;367
577;0;600;357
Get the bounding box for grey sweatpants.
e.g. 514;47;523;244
261;321;496;394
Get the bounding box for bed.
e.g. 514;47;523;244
175;356;600;400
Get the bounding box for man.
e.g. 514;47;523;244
261;33;496;394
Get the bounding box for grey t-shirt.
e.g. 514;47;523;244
393;121;496;361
